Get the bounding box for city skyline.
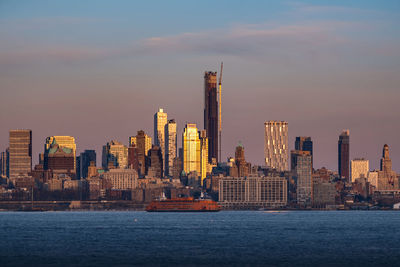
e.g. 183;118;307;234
0;0;399;172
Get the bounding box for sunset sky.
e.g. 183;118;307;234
1;0;399;171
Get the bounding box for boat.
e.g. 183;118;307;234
146;197;221;212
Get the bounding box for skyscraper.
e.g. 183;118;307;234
45;136;77;171
147;145;163;178
102;140;128;170
291;150;312;207
80;150;96;179
351;158;369;182
9;130;32;178
295;136;313;168
204;71;218;163
199;130;208;184
154;108;168;175
1;149;9;178
377;144;398;190
264;121;288;171
44;142;75;176
132;130;152;176
182;123;201;176
338;130;350;181
165;119;177;177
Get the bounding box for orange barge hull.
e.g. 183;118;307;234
146;198;221;212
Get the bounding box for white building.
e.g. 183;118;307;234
351;158;369;182
154;108;168;175
165;119;177;177
264;121;288;171
101;169;138;190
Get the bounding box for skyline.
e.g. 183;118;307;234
1;0;399;171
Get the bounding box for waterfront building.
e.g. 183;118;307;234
204;71;218;162
45;136;76;171
165;119;177;177
218;176;287;209
338;130;350;181
291;150;312;207
199;130;209;185
154;108;168;175
295;136;313;168
351;158;369;182
182;123;201;178
9;130;32;178
79;150;96;179
102;140;128;170
101;168;138;190
264;121;288;171
131;130;152;176
312;182;336;209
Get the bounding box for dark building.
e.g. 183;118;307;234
80;150;96;179
1;149;9;178
204;71;218;163
147;145;163;178
136;130;150;176
76;156;81;179
9;130;32;178
338;130;350;182
44;143;75;177
295;137;313;168
128;144;139;171
230;144;251;177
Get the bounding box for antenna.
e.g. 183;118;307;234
218;62;223;163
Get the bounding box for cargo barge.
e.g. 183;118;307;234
146;197;221;212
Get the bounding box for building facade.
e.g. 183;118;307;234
204;71;218;163
377;144;398;190
102;140;128;170
79;150;96;179
9;130;32;178
351;158;369;182
44;143;75;177
101;169;138;190
154;108;168;175
338;130;350;181
295;136;313;168
131;130;152;176
219;176;287;209
264;121;288;171
0;149;9;178
45;136;76;171
199;130;209;185
165;119;177;177
291;150;312;207
182;123;201;177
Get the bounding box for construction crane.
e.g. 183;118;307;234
218;62;223;163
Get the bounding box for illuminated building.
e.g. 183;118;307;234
182;123;201;177
130;130;152;176
45;136;76;171
102;140;128;170
9;130;32;178
199;130;208;185
154;108;168;175
351;158;369;182
264;121;288;171
165;119;177;177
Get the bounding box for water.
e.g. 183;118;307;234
1;211;400;266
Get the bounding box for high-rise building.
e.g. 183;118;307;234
45;136;77;171
264;121;288;171
182;123;201;177
291;150;312;207
80;150;96;179
128;144;138;171
102;140;128;170
1;149;9;178
377;144;398;190
131;130;152;176
147;145;163;178
165;119;177;177
9;130;32;178
44;143;75;176
351;158;369;182
101;169;138;190
338;130;350;181
204;71;218;163
154;108;168;175
295;137;313;168
230;144;251;177
199;130;208;184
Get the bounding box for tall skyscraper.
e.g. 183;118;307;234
165;119;177;177
351;158;369;182
9;130;32;178
204;71;218;163
132;130;152;176
45;136;77;171
79;150;96;179
291;150;312;207
154;108;168;175
102;140;128;170
295;136;313;168
264;121;288;171
338;130;350;181
183;123;201;176
199;130;208;184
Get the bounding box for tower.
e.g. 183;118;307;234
154;108;168;175
264;121;288;171
295;136;313;168
204;71;218;163
9;130;32;178
182;123;201;176
338;130;350;181
165;119;177;177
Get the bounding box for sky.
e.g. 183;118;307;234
0;0;399;172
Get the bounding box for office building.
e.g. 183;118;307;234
204;71;218;162
1;149;9;178
219;176;287;209
230;144;251;177
80;150;96;179
182;123;201;177
44;143;75;176
101;169;138;190
9;130;32;178
295;136;313;168
291;150;312;207
199;130;209;185
165;119;177;177
377;144;398;190
264;121;288;171
154;108;168;175
45;136;77;171
131;130;152;176
351;158;369;182
147;145;163;178
102;140;128;170
128;144;139;171
338;130;350;181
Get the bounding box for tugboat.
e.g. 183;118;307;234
146;192;221;212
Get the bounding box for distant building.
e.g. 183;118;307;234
147;145;163;178
230;144;251;177
101;169;138;190
351;158;369;182
264;121;288;171
9;130;32;178
154;108;168;175
182;123;201;177
128;144;139;171
102;140;128;170
131;130;152;176
44;143;75;177
204;71;218;163
79;150;96;179
291;150;312;207
377;144;398;190
338;130;350;181
313;182;336;209
165;119;177;177
0;149;9;178
45;136;77;171
295;137;313;168
368;170;379;188
219;176;287;209
199;130;209;185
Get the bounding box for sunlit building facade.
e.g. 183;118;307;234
182;124;201;176
154;108;168;175
264;121;288;171
102;140;128;170
199;130;209;185
351;158;369;182
165;119;177;177
45;136;77;171
9;130;32;178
